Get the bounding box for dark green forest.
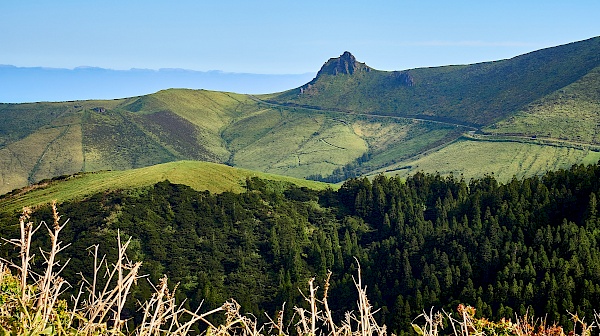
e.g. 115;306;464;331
3;164;600;334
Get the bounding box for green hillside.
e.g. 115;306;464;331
0;160;331;213
374;137;600;182
485;65;600;142
222;103;463;179
5;162;600;333
1;36;600;193
266;37;600;127
0;89;465;194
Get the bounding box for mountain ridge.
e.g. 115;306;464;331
316;51;372;76
269;36;600;127
1;36;600;194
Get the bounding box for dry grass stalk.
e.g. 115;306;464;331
137;275;207;335
0;202;71;334
570;312;595;336
37;202;71;326
291;260;386;336
0;205;394;336
448;306;479;336
264;302;287;336
78;230;143;334
0;206;38;303
412;305;600;336
412;308;445;336
295;277;321;336
321;271;339;336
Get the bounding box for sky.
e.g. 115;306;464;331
1;1;599;75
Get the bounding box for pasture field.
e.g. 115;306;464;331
486;66;600;143
226;108;368;178
377;138;600;182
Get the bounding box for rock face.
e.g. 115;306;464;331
316;51;371;77
391;71;415;87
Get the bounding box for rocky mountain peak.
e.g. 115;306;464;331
316;51;371;77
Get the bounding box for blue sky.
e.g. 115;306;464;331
1;1;599;74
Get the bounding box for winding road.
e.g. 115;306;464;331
247;95;479;131
248;95;600;152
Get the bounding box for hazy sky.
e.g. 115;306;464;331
1;1;599;74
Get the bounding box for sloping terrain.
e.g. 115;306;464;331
485;64;600;143
266;37;600;127
1;36;600;193
0;90;270;194
0;89;459;194
374;137;600;181
0;160;330;213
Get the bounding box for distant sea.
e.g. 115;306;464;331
0;65;314;103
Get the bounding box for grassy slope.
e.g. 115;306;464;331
0;87;462;194
0;100;123;195
375;138;600;182
81;89;262;172
0;90;313;194
267;36;600;126
2;37;600;193
485;65;600;143
223;107;368;177
121;89;263;161
222;104;464;178
0;99;123;147
0;160;331;213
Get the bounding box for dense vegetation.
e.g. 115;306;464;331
3;163;600;333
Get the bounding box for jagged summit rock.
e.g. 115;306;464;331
316;51;371;77
299;52;373;95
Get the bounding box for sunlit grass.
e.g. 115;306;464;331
379;139;600;182
0;161;332;213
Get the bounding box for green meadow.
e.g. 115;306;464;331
485;65;600;143
0;160;331;213
378;138;600;182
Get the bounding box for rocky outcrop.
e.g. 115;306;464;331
391;71;415;87
315;51;371;77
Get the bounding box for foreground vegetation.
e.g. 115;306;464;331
2;203;600;336
4;163;600;334
0;202;385;335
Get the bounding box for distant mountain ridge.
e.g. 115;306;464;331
0;65;314;103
